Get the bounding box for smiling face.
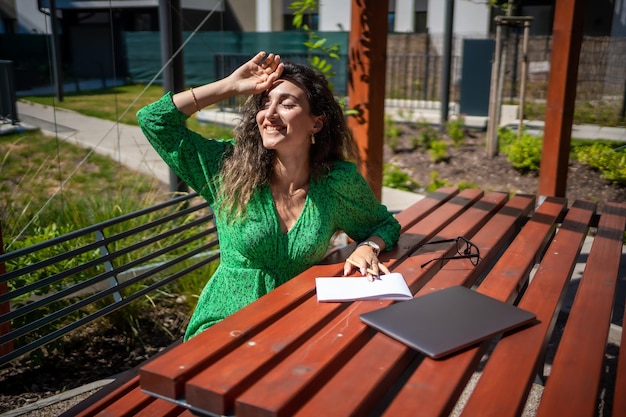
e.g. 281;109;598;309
256;80;323;155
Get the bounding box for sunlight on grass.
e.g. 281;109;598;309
21;83;235;138
0;129;170;243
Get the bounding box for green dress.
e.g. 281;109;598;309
137;93;400;340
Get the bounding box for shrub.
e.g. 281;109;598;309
500;129;542;172
417;123;438;149
383;163;420;192
426;171;450;193
446;116;465;148
576;143;626;185
428;139;449;163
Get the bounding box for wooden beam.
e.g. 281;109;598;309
537;0;585;197
348;0;389;200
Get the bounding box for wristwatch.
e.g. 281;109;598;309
358;240;381;256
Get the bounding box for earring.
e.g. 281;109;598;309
311;133;316;144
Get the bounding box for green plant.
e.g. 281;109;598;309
289;0;340;80
457;180;479;190
446;116;465;148
500;128;542;172
383;163;420;192
576;143;626;185
428;139;449;163
385;115;402;152
426;171;450;193
417;124;438;149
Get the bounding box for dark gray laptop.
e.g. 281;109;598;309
360;285;537;359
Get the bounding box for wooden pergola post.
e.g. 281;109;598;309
348;0;389;200
537;0;585;197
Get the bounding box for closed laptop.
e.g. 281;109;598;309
360;285;537;359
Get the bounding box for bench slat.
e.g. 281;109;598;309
460;199;597;417
140;187;461;400
422;194;536;291
65;375;141;417
380;196;567;417
394;186;458;232
184;296;347;413
94;386;156;417
536;202;626;417
132;397;187;417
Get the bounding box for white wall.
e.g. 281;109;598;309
256;0;272;31
16;1;49;34
394;0;415;32
427;0;490;38
318;0;351;31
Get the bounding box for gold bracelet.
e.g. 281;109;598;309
189;87;200;112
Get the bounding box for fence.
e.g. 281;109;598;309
2;32;625;122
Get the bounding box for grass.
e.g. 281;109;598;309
21;84;234;138
0;128;170;246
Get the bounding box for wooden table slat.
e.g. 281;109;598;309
94;385;155;417
73;375;141;417
395;186;459;232
614;304;626;416
536;201;626;417
184;295;347;413
132;397;186;417
459;199;597;417
423;194;536;292
380;196;567;417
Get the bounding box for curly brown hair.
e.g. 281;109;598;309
217;61;360;222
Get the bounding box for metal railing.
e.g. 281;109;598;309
0;192;220;366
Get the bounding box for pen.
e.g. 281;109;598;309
346;258;380;281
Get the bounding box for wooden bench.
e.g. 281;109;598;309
58;187;625;417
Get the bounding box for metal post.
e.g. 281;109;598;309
440;0;455;132
49;0;63;102
159;0;188;194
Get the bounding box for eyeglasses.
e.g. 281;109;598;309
420;236;480;268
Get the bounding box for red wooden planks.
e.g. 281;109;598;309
536;202;626;417
460;199;597;417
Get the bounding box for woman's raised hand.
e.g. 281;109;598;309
229;51;284;95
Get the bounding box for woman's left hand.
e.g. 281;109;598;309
344;245;390;281
229;51;284;95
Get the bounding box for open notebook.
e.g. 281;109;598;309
316;273;412;302
360;285;537;359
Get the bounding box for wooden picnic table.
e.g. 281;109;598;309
66;187;626;417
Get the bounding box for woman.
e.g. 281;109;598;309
137;51;400;340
